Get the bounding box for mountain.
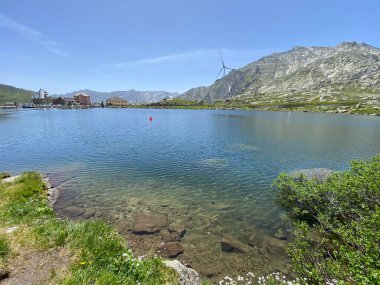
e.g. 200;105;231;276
180;42;380;102
57;89;179;104
0;84;34;104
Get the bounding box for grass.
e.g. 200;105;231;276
0;172;177;284
0;84;34;105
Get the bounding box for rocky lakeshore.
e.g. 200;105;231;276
51;175;293;283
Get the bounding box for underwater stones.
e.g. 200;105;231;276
221;235;250;253
115;220;132;234
293;168;334;182
163;260;200;285
168;223;186;240
82;208;96;219
160;229;176;242
262;236;287;256
161;242;184;258
132;212;167;234
274;229;287;241
248;233;257;247
94;210;103;218
62;206;85;217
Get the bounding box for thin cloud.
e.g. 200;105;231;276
109;48;276;69
0;14;69;57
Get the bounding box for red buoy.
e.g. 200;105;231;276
149;116;153;122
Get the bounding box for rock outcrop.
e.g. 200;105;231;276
180;42;380;102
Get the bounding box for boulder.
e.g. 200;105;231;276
221;235;250;253
163;260;200;285
160;229;176;242
82;208;96;219
261;236;287;256
168;223;186;240
115;220;132;234
132;212;167;234
62;206;85;217
162;242;184;257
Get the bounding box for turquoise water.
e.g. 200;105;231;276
1;108;380;278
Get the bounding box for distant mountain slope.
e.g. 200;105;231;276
0;84;34;104
180;42;380;102
57;89;179;104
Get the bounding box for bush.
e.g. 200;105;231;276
273;154;380;284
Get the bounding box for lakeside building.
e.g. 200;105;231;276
63;97;76;105
106;96;129;107
32;88;49;105
74;93;91;106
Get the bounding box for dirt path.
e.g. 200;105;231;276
0;248;70;285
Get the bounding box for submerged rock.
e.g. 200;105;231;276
248;233;257;247
160;229;176;242
221;235;250;253
132;212;167;234
168;223;186;240
261;236;287;256
274;229;287;241
293;168;335;182
163;260;200;285
62;206;85;217
82;208;96;219
162;242;184;258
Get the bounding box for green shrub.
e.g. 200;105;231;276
273;154;380;284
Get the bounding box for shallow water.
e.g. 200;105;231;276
1;108;380;279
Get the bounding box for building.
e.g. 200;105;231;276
33;88;48;100
63;97;76;105
74;93;91;106
106;96;129;107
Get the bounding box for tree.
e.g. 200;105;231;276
52;97;65;106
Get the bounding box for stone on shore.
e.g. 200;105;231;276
248;233;257;247
0;268;9;280
62;206;85;217
163;260;200;285
221;235;250;253
160;229;176;242
132;212;167;234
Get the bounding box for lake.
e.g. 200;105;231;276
1;108;380;279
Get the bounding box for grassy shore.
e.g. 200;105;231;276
0;172;177;284
117;98;380;116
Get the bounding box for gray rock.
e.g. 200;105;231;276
132;212;167;234
221;235;250;253
179;42;380;104
62;206;85;217
163;260;200;285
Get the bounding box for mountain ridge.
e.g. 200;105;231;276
179;42;380;102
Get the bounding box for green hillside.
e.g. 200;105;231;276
0;84;34;105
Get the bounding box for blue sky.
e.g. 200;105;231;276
0;0;379;94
